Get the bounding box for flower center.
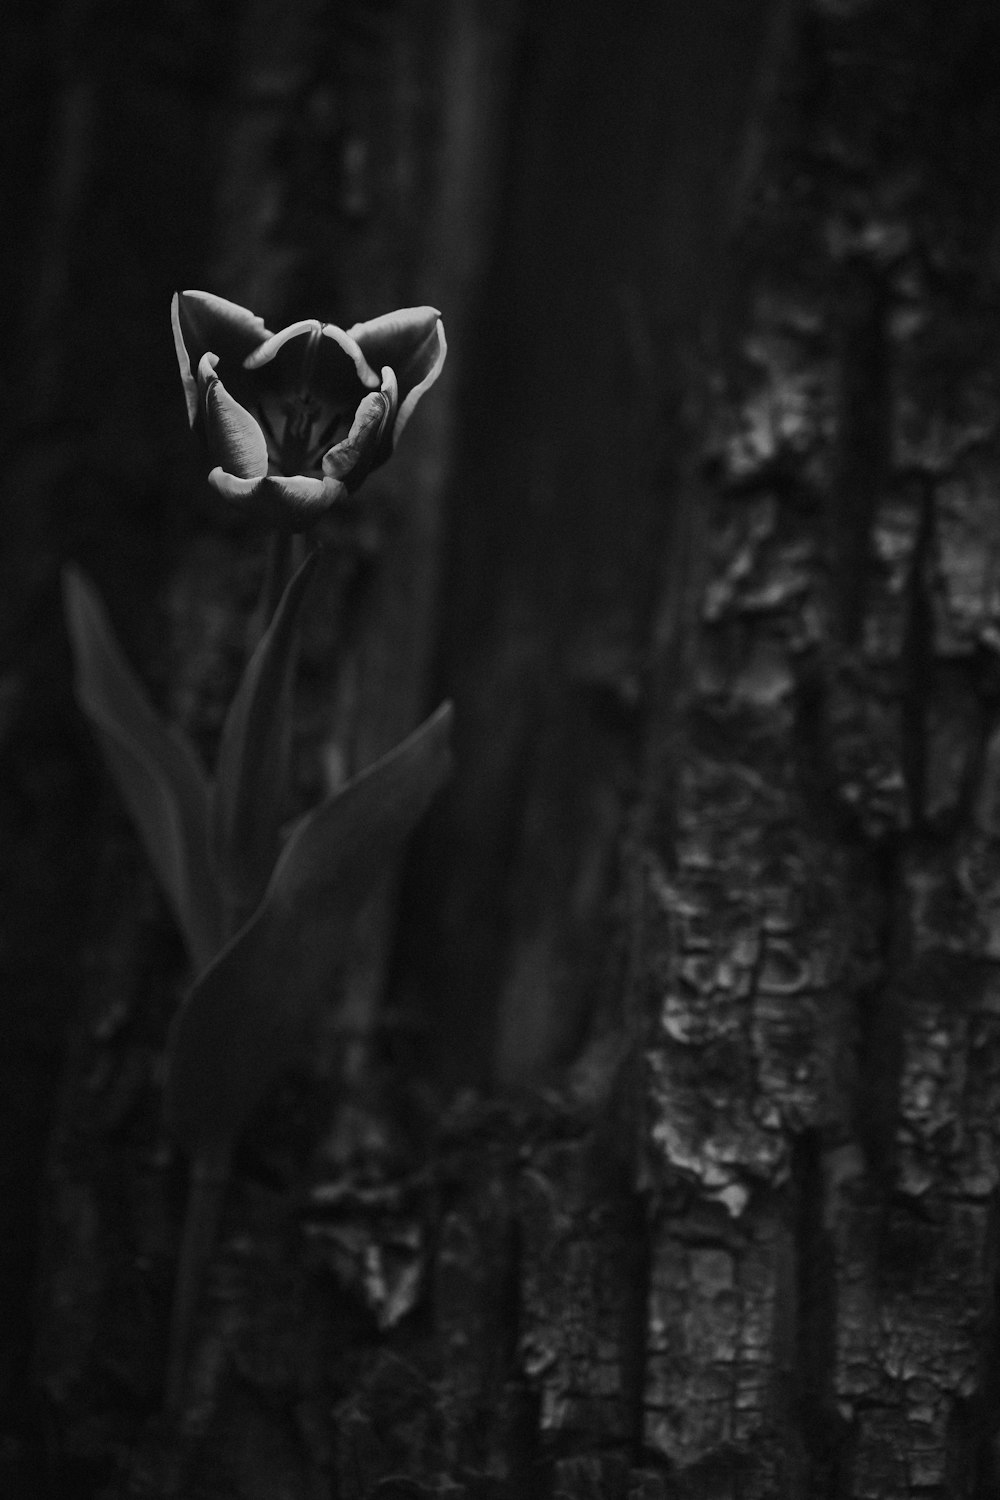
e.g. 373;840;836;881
255;399;340;477
255;331;354;478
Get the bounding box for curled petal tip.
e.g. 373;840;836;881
321;389;394;487
243;320;323;371
347;307;446;445
177;289;267;325
201;363;269;480
347;305;443;352
379;366;399;422
243;320;375;402
171;292;199;428
172;291;270;431
173;291;270;356
394;315;446;444
322;324;380;388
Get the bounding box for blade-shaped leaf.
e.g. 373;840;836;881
166;702;453;1151
212;546;318;921
63;567;223;970
269;700;453;917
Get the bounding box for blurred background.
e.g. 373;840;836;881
0;0;781;1175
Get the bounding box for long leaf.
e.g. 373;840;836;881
166;702;453;1151
63;567;223;970
211;547;318;923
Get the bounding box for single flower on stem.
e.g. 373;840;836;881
171;291;447;529
62;289;452;1414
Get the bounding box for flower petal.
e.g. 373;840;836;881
171;295;200;429
243;319;322;373
347;307;446;443
379;366;399;434
208;468;346;529
244;321;376;406
198;354;268;479
172;291;270;427
316;323;380;394
321;387;394;489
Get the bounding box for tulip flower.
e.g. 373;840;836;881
171;291;446;528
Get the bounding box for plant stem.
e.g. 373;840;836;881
165;1138;233;1414
249;530;296;648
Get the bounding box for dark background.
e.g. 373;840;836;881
5;1;1000;1495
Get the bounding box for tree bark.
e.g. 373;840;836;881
633;2;1000;1493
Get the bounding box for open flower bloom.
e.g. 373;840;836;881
171;291;447;528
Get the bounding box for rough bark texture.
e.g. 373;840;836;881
631;3;1000;1492
5;1;1000;1497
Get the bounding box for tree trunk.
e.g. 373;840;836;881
5;1;1000;1497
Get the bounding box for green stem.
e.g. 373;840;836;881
165;1138;233;1414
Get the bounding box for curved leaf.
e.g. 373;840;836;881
63;567;223;970
269;700;453;916
166;702;453;1151
211;547;318;923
